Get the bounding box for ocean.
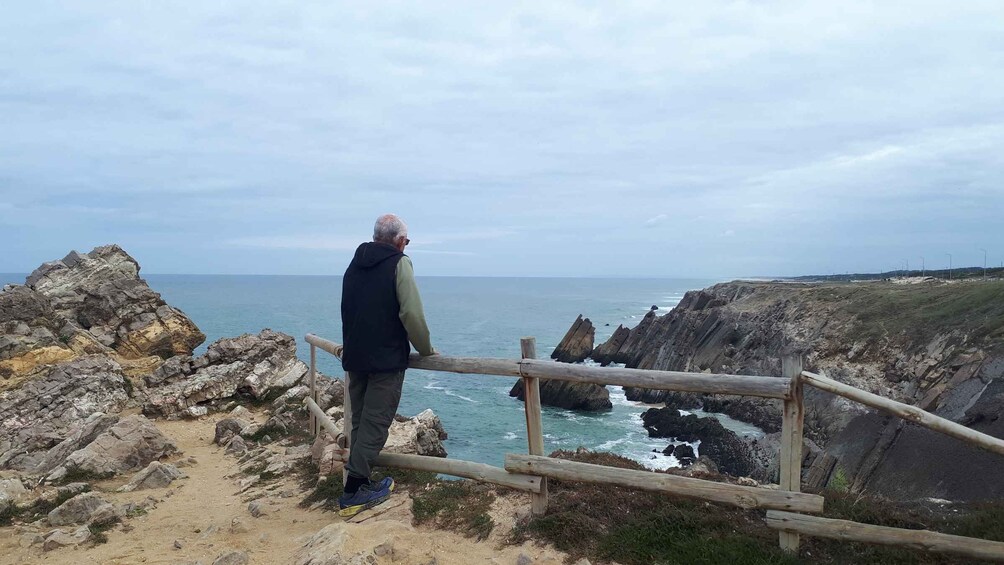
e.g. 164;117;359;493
1;273;764;469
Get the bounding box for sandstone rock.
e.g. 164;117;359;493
143;330;307;418
212;550;249;565
25;245;204;359
49;414;177;481
1;357;129;471
229;405;254;421
47;492;109;526
0;285;99;387
118;461;185;492
551;315;595;363
510;379;611;411
87;502;121;527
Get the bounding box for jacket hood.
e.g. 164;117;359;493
349;242;403;269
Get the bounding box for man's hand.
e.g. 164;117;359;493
422;348;440;357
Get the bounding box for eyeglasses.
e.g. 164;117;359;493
405;238;411;246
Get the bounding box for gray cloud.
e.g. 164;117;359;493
2;1;1002;277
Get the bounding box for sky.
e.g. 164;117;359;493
2;1;1002;278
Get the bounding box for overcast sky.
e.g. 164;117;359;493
2;2;1002;277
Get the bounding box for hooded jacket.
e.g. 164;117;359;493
341;242;433;372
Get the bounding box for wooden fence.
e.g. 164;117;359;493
303;333;1004;562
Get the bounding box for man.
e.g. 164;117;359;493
338;213;436;517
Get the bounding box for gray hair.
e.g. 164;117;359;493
373;214;408;244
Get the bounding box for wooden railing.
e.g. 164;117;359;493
303;333;1004;562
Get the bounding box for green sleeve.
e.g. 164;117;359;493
396;256;434;356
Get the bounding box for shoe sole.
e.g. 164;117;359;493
338;480;396;518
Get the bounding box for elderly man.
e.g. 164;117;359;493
338;213;436;517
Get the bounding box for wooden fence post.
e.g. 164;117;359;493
521;337;548;516
779;354;805;553
309;344;317;436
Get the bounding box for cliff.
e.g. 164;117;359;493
563;280;1004;501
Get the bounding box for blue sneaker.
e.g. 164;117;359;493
337;477;396;517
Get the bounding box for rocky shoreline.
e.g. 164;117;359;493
0;245;451;561
547;280;1004;502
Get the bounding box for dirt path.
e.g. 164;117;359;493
0;415;570;565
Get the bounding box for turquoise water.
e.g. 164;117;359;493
2;273;763;468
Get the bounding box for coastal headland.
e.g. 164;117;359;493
2;245;1002;564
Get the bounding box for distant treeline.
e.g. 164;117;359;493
793;266;1004;282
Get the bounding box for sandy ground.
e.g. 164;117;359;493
0;415;570;565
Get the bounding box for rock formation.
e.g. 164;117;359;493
509;314;611;411
641;406;760;478
509;378;612;411
142;329;308;418
24;245;205;359
551;315;595;363
569;280;1004;500
0;357;130;471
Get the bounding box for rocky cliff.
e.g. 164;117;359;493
564;280;1004;501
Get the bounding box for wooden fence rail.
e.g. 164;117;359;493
801;370;1004;456
767;511;1004;562
304;333;1004;562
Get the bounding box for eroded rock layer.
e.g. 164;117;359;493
573;280;1004;501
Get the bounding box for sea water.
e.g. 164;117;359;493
1;273;764;469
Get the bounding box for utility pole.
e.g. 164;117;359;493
981;248;988;281
921;256;925;277
947;253;953;280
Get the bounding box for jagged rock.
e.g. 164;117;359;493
118;461;185;492
316;409;449;470
31;412;120;475
551;315;595;363
0;357;130;471
674;444;695;462
641;407;757;477
225;436;248;456
661;444;675;456
47;492;109;526
229;405;254;421
25;245;204;359
0;286;103;388
212;550;249;565
48;414;177;481
510;379;612;411
42;525;91;551
214;418;249;446
143;330;307;418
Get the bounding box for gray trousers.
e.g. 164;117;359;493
345;370;405;480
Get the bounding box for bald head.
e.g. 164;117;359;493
373;214;408;247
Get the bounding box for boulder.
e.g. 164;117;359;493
295;523;348;565
118;461;185;492
47;492;110;526
0;356;130;471
48;414;177;481
42;526;91;551
551;315;595;363
214;418;249;446
25;245;204;359
510;379;612;411
641;407;758;477
31;413;120;475
143;330;307;418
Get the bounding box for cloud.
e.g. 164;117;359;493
2;2;1003;276
644;214;668;227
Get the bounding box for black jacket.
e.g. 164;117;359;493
341;242;410;373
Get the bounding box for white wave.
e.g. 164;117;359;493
503;432;518;440
443;389;477;403
424;380;477;403
596;437;627;450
